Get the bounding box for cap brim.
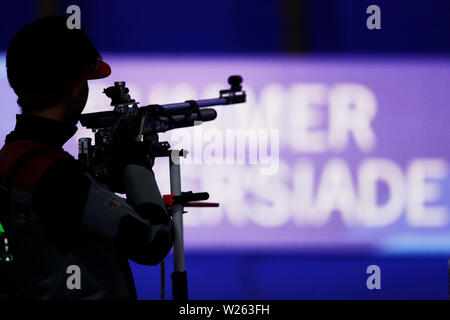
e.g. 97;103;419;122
87;60;111;79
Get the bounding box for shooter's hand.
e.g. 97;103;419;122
107;119;155;193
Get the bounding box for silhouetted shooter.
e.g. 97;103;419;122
0;15;174;300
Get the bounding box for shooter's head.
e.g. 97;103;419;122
6;15;111;124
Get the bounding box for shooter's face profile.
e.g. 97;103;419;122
67;81;89;120
79;82;89;112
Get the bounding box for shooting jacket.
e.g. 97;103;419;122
0;114;174;300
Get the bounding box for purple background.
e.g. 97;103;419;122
2;55;450;256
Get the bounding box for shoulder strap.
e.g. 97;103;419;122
0;140;72;193
0;149;48;225
2;149;48;190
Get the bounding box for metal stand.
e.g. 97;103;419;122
169;150;188;301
